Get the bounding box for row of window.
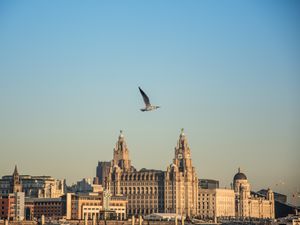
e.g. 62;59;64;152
120;187;158;194
119;174;161;181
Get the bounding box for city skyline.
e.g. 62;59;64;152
1;128;298;205
0;0;299;207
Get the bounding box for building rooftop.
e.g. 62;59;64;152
233;168;247;180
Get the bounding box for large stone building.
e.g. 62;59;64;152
0;166;65;198
105;129;198;217
233;168;275;219
197;188;235;219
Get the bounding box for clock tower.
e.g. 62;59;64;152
165;129;198;217
174;128;193;172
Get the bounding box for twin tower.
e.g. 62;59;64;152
97;129;198;217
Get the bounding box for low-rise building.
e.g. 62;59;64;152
25;197;65;220
66;192;102;220
65;190;127;221
110;195;127;220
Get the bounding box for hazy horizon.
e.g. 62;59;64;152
0;1;299;205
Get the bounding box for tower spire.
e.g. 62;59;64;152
180;128;185;136
13;165;18;175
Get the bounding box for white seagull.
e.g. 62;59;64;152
139;87;160;112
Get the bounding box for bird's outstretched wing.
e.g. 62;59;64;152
139;87;150;106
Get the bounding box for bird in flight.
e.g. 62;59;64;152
138;87;160;112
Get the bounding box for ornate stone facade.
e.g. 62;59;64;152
164;129;198;216
233;168;275;219
107;129;198;217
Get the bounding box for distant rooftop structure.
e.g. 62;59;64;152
258;189;287;203
198;179;219;189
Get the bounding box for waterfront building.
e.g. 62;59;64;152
109;195;127;220
233;168;275;219
0;167;65;198
106;129;198;217
25;197;65;220
164;129;198;216
65;192;102;220
65;191;127;220
197;188;235;219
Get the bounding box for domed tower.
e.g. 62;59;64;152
112;130;132;172
233;168;250;194
11;165;22;193
233;168;250;218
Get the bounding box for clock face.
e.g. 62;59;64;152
178;153;183;159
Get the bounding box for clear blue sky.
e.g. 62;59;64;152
0;1;299;204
